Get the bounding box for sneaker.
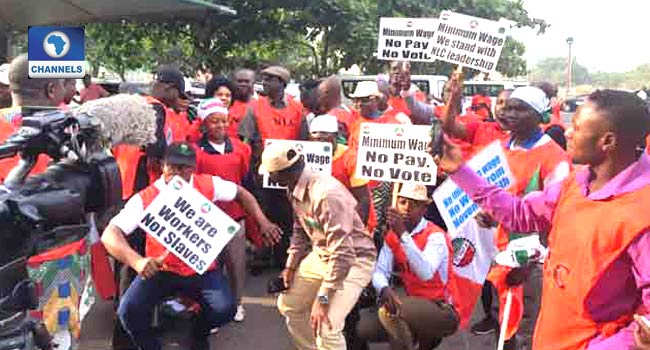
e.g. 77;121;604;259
233;305;246;322
470;317;498;335
209;327;219;335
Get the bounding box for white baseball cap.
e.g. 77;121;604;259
197;98;228;120
0;64;10;86
350;81;383;99
509;86;550;115
309;114;338;134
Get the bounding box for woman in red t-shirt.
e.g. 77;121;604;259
195;98;253;323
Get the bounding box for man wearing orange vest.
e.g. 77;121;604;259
442;81;571;349
229;69;257;139
0;54;64;183
437;89;650;350
386;61;429;124
356;183;459;350
102;142;282;350
238;65;307;267
316;76;358;143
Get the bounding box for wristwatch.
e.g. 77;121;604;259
317;294;329;305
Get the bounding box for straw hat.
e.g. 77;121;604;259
258;141;300;174
397;183;432;203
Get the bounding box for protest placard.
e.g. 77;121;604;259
430;10;511;72
262;139;333;189
377;17;438;62
355;123;437;185
138;176;241;274
433;141;514;233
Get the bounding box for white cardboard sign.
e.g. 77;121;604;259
262;139;333;189
377;17;439;62
433;141;514;233
431;11;511;72
355;123;437;185
139;176;241;274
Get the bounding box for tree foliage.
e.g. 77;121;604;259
82;0;550;80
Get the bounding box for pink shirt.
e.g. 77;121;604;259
80;83;108;103
450;154;650;349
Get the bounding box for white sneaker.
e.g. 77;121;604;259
210;327;220;335
233;305;245;322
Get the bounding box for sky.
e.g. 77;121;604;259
511;0;649;73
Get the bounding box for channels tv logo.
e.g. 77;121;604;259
28;26;85;78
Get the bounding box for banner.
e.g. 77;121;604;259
139;176;241;274
355;123;436;185
433;141;513;232
377;17;438;62
262;139;333;189
431;10;511;72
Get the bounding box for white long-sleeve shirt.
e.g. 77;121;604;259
372;218;449;293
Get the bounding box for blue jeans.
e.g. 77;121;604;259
118;269;235;350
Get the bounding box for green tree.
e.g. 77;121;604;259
530;56;591;86
82;0;549;79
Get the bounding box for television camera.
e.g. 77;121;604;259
0;109;122;350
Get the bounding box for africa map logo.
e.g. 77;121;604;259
43;31;70;59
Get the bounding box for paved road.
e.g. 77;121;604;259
79;270;495;350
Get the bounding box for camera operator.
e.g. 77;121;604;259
0;54;65;182
102;142;282;350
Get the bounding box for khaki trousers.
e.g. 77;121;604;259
277;252;374;350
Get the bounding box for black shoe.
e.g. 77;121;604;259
190;336;210;350
471;317;498;335
503;336;519;350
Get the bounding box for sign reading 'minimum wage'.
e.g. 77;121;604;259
355;123;437;185
377;17;438;62
431;11;511;72
139;176;241;274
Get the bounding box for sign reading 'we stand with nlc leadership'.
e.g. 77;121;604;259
138;176;241;275
433;142;514;233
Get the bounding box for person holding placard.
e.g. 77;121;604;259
356;183;459;350
385;61;429;124
442;78;570;348
101;142;282;350
195;98;254;323
436;89;650;350
259;142;376;350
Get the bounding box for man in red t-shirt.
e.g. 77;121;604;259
79;74;109;103
102;142;281;350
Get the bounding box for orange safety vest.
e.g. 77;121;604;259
228;100;250;139
533;173;650;350
331;146;377;235
0;108;52;183
387;91;427;117
253;96;303;144
145;96;192;144
384;222;458;305
347;109;406;150
138;174;219;276
486;137;569;339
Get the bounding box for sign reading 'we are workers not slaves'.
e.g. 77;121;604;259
138;176;240;274
433;142;514;233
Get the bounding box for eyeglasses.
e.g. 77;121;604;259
354;97;374;105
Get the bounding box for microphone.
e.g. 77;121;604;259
73;94;157;149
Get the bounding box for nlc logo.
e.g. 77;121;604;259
28;26;85;79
